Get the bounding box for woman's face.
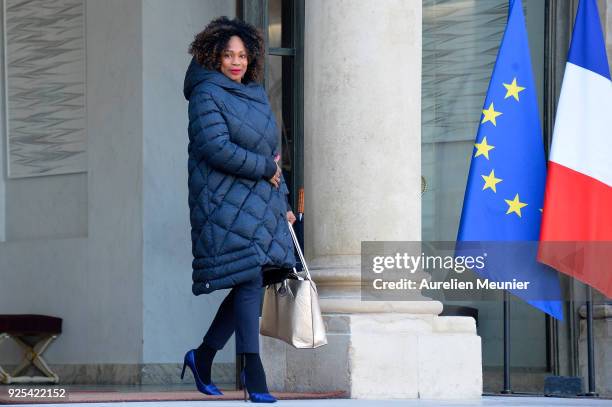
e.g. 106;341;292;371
220;35;248;83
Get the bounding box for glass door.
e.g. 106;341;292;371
240;0;304;213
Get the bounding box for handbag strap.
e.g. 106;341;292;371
287;221;312;281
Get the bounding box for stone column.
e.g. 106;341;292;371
303;0;434;315
261;0;482;399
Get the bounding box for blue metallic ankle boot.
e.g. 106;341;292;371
181;349;223;396
240;369;277;403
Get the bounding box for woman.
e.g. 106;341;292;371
180;17;297;403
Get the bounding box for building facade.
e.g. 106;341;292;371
0;0;610;399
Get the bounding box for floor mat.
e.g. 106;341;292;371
0;389;347;404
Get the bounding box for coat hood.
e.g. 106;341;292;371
183;57;265;102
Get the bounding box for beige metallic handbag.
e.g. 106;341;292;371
259;221;327;348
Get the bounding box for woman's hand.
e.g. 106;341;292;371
267;154;281;188
268;164;281;188
287;210;296;225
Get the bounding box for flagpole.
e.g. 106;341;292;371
501;291;512;394
585;286;598;396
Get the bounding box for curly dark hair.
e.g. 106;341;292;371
188;16;265;84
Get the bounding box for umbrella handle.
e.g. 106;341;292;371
297;188;304;215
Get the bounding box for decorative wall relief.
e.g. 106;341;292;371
4;0;86;178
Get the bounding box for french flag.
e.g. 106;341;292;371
538;0;612;298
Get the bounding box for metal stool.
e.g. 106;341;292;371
0;314;62;384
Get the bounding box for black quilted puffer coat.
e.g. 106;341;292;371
184;57;296;295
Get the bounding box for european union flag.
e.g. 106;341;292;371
457;0;563;320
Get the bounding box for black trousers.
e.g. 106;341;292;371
201;265;293;354
202;271;263;354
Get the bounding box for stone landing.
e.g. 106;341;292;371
261;312;482;399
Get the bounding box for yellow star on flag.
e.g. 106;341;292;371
503;78;526;101
481;103;502;126
474;137;495;159
482;169;502;193
505;194;528;217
